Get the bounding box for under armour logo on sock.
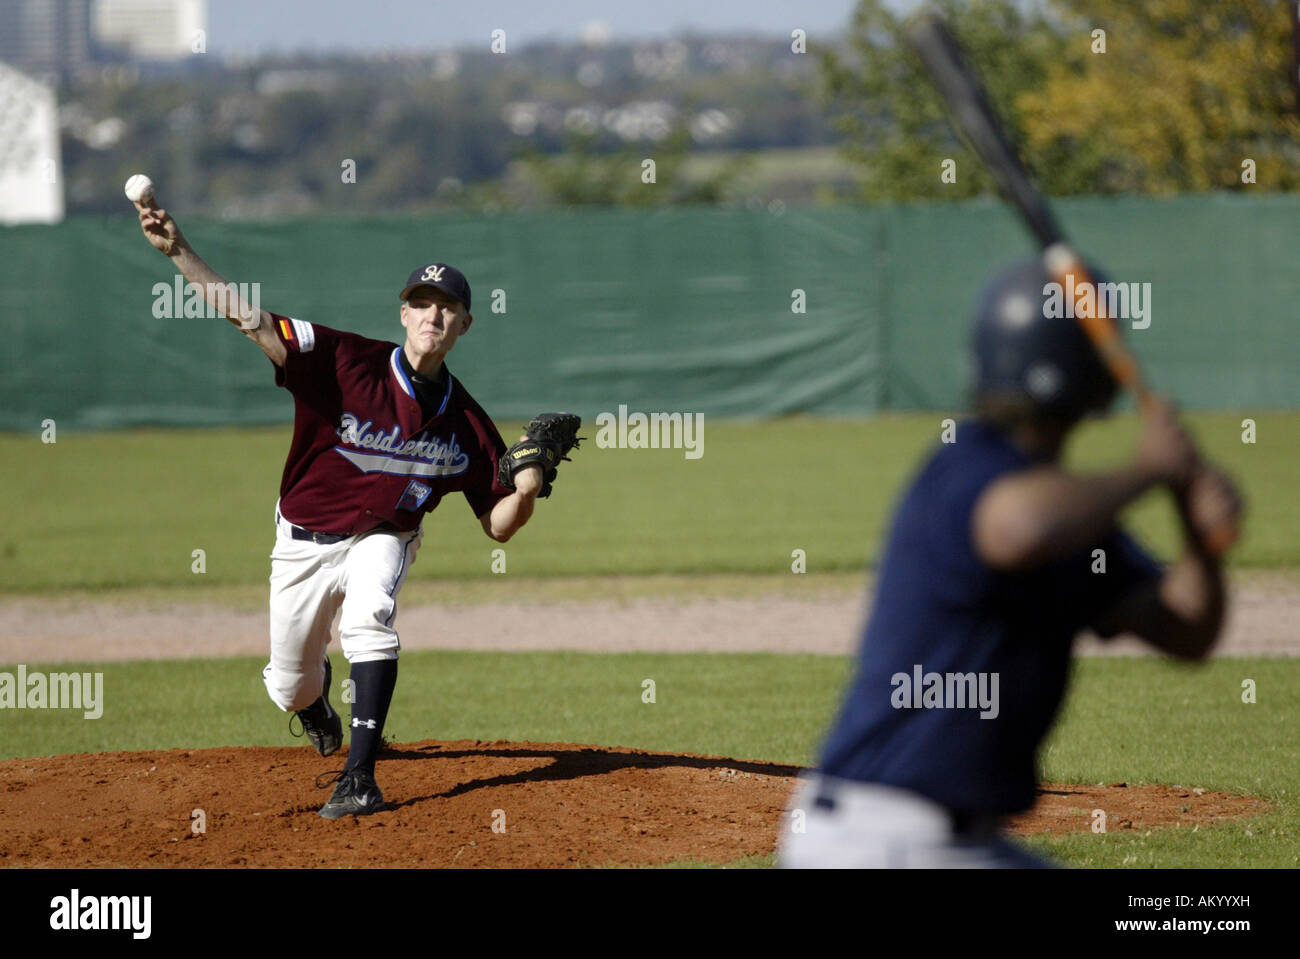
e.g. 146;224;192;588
351;718;378;729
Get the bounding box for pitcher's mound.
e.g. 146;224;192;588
0;741;1265;867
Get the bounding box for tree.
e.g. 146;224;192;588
822;0;1300;198
518;117;752;207
1019;0;1300;193
819;0;1063;201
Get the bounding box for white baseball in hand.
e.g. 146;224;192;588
124;174;155;203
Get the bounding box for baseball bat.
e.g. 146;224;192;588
907;10;1236;555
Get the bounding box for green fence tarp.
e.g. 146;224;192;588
2;193;1296;432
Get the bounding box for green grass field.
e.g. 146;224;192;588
3;653;1296;868
1;412;1296;592
2;412;1296;867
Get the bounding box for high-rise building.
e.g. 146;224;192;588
0;0;93;86
94;0;207;61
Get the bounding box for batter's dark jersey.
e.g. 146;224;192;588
818;420;1162;815
269;314;509;534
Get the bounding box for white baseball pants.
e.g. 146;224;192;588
261;505;422;712
777;773;1051;869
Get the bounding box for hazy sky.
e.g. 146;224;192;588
206;0;887;55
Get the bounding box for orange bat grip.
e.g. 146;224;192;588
1042;244;1238;555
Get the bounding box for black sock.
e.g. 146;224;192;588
345;659;398;775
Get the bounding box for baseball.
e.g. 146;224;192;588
124;173;154;203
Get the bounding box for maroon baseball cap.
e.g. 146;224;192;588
400;262;471;309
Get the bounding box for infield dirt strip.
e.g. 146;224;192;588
0;741;1267;868
2;571;1296;661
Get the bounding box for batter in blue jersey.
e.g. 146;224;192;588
779;257;1242;868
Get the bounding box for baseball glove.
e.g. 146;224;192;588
498;412;583;498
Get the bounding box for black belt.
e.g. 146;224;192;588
949;809;998;837
288;524;350;545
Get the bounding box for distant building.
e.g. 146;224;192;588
0;60;64;224
94;0;206;61
0;0;93;86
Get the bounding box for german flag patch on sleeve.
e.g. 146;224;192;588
277;317;316;353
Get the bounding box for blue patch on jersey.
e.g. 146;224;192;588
396;479;434;511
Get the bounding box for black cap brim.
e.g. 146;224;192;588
400;281;467;307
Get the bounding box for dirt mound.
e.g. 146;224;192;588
0;742;1267;868
1005;783;1267;837
1;741;798;868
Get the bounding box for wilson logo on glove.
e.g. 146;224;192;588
498;412;583;499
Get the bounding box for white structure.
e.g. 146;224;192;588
94;0;206;60
0;61;63;225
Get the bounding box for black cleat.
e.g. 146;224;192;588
316;767;386;819
290;658;343;757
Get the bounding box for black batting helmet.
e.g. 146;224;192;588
972;256;1120;419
